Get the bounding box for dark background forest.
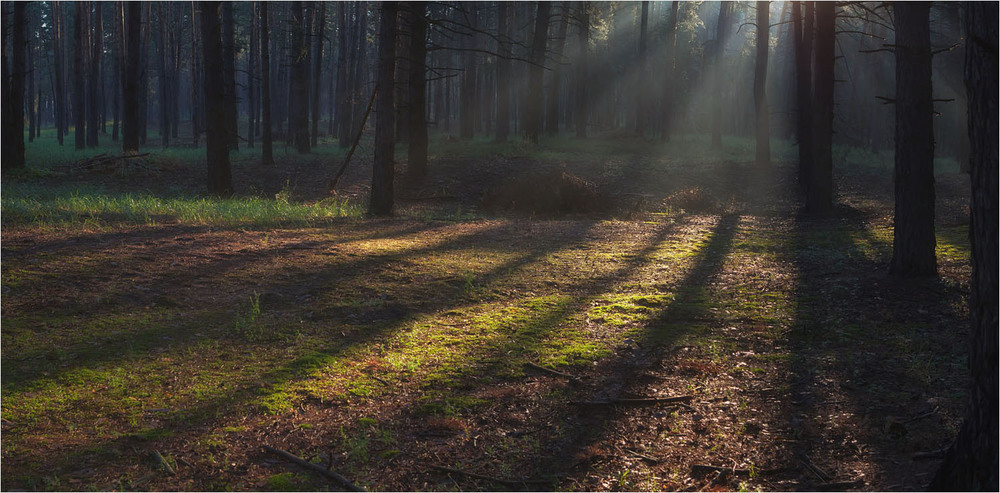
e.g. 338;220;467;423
1;1;996;491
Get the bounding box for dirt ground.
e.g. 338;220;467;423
1;141;972;492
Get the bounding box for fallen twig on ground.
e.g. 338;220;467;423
152;450;175;476
572;396;693;406
524;361;580;382
263;445;365;492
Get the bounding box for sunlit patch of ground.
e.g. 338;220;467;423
1;139;971;491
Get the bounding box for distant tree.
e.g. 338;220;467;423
190;2;203;148
157;3;170;147
889;2;936;276
259;1;273;165
575;1;589;139
547;2;569;136
406;1;429;180
123;1;142;153
929;4;998;488
661;1;679;142
805;1;834;215
634;1;649;136
311;2;325;147
26;6;35;144
335;1;350;148
221;1;238;150
754;1;770;166
73;1;87;150
459;4;478;140
523;1;550;144
88;1;102;147
370;1;398;216
2;1;26;170
53;1;66;145
793;1;813;190
289;1;311;153
710;1;734;150
496;1;512;143
200;0;234;196
247;1;256;149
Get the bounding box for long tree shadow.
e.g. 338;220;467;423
784;204;969;490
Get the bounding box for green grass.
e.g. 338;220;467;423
2;182;362;229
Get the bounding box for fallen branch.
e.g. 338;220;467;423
796;454;832;482
329;87;378;192
572;396;693;407
691;464;751;476
429;464;552;488
263;445;365;492
524;361;580;382
152;450;176;476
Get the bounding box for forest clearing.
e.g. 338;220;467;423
2;1;996;491
0;131;976;491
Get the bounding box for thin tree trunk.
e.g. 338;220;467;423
523;1;550;144
74;2;87;149
158;3;170;147
459;5;478;140
201;0;233;196
335;2;350;147
661;1;679;142
88;1;101;147
634;1;649;135
370;1;398;216
546;2;569;136
754;1;770;166
407;1;428;179
260;0;273;165
290;1;311;153
26;8;35;145
191;1;202;147
575;1;589;139
3;2;26;169
247;1;256;148
311;2;325;147
221;1;237;150
111;1;121;142
496;2;511;142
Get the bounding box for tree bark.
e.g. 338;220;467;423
200;0;233;196
889;2;936;276
459;4;478;140
370;1;398;216
53;1;65;145
575;1;589;139
754;1;770;166
26;7;35;145
311;2;325;147
3;2;26;169
661;1;679;142
260;1;273;165
221;1;238;150
794;1;813;191
190;1;202;148
406;1;428;180
523;1;550;144
88;1;102;147
929;5;998;488
247;1;256;149
710;1;733;149
157;3;170;147
123;1;142;153
290;1;311;153
805;1;834;215
74;1;87;150
634;1;649;136
496;2;512;142
546;2;569;136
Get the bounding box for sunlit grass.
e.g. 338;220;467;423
2;182;362;229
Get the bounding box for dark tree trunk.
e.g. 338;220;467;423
111;1;121;142
53;1;65;145
406;1;428;180
634;1;649;136
260;1;273;165
890;2;936;276
496;1;511;142
546;2;569;136
805;1;834;215
3;2;26;170
88;1;102;147
754;1;770;166
247;1;256;149
710;1;733;149
311;2;325;147
459;5;478;140
290;1;311;153
794;1;813;190
370;1;398;216
575;1;588;139
139;3;150;145
74;1;87;150
523;1;550;144
929;5;998;488
123;1;141;153
190;1;202;147
661;1;679;142
335;1;350;147
157;3;170;147
200;1;233;196
26;8;35;145
221;1;238;150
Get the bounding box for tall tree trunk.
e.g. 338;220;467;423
794;1;814;191
53;1;65;145
73;2;87;150
260;0;273;165
123;1;142;153
929;3;998;490
190;1;202;147
88;2;101;147
890;2;936;276
575;1;589;139
335;2;350;147
26;7;35;145
200;0;233;196
754;1;770;166
710;1;733;149
139;3;150;145
290;1;311;153
247;1;256;149
523;1;550;144
111;1;121;142
157;3;170;147
661;1;679;142
805;1;834;215
496;1;511;142
3;2;26;169
459;5;478;140
311;2;325;147
221;1;238;150
634;1;649;136
371;1;398;216
407;1;428;179
546;2;569;136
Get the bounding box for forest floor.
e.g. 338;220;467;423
1;133;972;491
